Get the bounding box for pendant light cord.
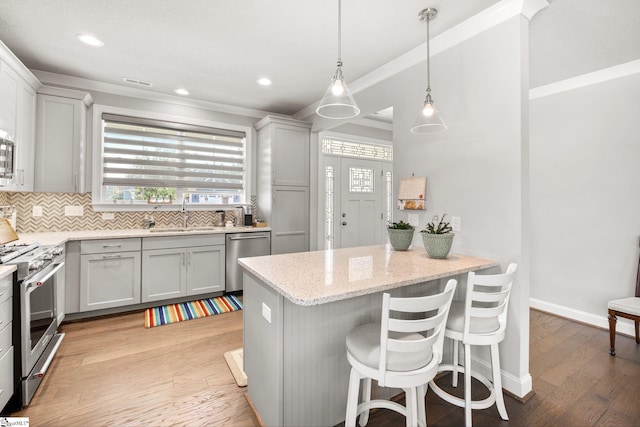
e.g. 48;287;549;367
426;13;431;93
337;0;342;66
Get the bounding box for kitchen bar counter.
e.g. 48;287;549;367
240;245;498;427
11;226;269;246
239;244;497;306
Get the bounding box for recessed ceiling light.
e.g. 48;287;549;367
174;88;190;96
257;78;272;86
76;34;104;47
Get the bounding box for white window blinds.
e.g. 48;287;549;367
102;114;245;191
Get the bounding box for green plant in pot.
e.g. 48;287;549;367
387;220;415;251
420;214;454;258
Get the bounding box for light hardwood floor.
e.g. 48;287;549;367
9;309;640;426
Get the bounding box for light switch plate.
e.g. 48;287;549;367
64;205;84;216
32;206;43;217
451;216;461;232
262;302;272;323
407;214;420;228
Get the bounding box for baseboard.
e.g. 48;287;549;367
470;356;533;399
529;298;637;337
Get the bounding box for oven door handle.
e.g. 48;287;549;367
24;261;65;294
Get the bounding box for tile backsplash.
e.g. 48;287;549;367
0;192;241;233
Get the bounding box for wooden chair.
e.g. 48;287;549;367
344;280;457;427
607;247;640;356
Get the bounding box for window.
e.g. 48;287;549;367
97;113;247;207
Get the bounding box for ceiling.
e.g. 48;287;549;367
0;0;501;117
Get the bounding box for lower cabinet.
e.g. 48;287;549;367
141;235;225;303
80;238;142;312
0;273;14;412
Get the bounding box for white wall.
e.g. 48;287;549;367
529;71;640;331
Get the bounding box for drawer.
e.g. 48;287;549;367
143;234;225;250
81;238;141;254
0;319;11;359
0;298;10;335
0;273;12;305
0;346;14;410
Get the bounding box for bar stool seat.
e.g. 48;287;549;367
429;263;518;427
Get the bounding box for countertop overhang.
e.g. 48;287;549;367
11;226;270;246
239;244;498;306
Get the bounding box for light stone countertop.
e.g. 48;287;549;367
0;265;16;279
11;226;270;246
239;244;499;306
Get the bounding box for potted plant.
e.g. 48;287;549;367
387;220;415;251
420;214;454;258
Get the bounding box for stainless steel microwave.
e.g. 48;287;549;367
0;129;15;186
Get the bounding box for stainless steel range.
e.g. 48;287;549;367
2;242;65;408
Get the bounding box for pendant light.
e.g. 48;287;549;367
410;8;447;134
316;0;360;119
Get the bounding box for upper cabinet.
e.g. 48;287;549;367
0;42;41;191
35;86;93;193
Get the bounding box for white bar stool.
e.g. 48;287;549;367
429;263;518;427
344;280;457;427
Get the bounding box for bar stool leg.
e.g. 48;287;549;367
345;368;361;427
452;339;459;387
491;343;508;420
464;343;472;427
405;386;418;427
359;378;371;426
608;311;617;356
417;383;427;427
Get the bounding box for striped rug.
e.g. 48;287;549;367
144;295;242;328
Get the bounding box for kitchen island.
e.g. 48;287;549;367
239;244;498;427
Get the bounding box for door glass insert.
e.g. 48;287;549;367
349;167;374;193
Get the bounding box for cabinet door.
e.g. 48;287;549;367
141;248;186;303
187;245;225;296
273;124;309;187
15;83;36;190
271;186;309;255
80;252;141;311
35;94;85;192
55;262;66;324
0;60;18;137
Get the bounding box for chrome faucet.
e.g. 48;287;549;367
181;196;189;228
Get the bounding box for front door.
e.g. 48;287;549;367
338;158;384;249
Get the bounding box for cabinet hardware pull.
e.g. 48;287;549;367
102;244;122;248
102;254;121;259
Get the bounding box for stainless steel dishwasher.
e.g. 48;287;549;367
225;231;271;292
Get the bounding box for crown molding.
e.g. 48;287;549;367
32;70;279;120
293;0;550;121
0;40;42;90
529;59;640;100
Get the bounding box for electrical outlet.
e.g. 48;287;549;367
32;206;43;217
261;302;272;323
64;205;84;216
407;214;419;228
451;216;461;232
102;212;115;220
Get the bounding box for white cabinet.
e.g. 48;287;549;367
0;273;14;411
255;116;311;255
35;86;92;193
0;59;18;138
80;238;141;312
141;235;225;303
0;50;40;192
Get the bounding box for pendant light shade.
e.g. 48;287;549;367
411;8;447;134
316;0;360;119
